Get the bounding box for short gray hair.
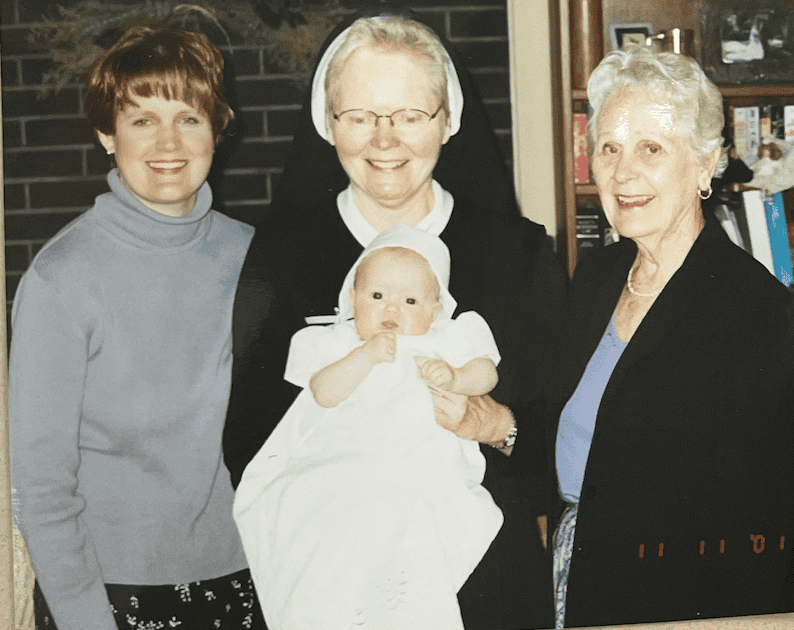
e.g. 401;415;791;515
324;15;448;116
587;46;726;171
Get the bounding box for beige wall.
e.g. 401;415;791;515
507;0;559;242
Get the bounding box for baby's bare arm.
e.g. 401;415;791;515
310;332;396;407
448;357;498;395
415;356;498;396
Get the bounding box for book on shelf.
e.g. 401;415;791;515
576;199;618;261
763;192;794;286
573;101;591;184
731;105;761;168
760;104;786;140
785;105;794;141
714;204;746;250
738;190;794;287
789;220;794;258
732;103;794;172
715;193;753;256
786;189;794;255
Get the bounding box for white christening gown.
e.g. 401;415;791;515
233;312;503;630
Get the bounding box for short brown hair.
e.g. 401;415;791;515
85;27;234;144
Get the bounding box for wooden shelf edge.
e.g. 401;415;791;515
718;84;794;98
573;85;794;102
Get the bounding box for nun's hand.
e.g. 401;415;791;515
426;385;514;455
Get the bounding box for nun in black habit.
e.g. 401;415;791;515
223;6;566;629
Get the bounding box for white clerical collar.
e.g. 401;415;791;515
337;180;454;247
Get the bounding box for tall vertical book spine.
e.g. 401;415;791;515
742;190;775;276
764;192;794;286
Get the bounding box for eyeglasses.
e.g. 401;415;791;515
332;104;444;138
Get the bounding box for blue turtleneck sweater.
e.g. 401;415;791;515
10;170;254;630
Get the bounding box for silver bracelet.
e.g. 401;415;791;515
494;418;517;450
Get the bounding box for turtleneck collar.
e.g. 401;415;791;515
94;169;214;250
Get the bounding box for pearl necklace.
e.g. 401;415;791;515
626;266;664;298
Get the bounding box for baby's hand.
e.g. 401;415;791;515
415;356;456;390
363;332;397;365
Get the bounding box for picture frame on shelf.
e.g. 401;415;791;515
701;2;794;85
608;22;653;51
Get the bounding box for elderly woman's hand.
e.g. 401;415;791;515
427;384;515;455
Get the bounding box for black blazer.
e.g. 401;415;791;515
547;219;794;627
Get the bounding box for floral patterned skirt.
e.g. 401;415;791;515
34;568;268;630
552;503;578;629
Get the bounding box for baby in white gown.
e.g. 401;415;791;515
233;224;504;630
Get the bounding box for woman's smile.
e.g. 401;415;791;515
148;160;187;173
368;159;408;170
616;194;654;208
148;160;188;174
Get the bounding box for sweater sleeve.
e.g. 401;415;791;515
9;268;118;630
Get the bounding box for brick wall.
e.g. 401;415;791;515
1;0;512;315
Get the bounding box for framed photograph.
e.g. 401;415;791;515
701;2;794;85
609;22;653;51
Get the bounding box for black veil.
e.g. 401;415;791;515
270;4;521;218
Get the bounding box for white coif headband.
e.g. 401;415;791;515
310;19;464;141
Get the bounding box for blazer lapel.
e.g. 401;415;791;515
601;221;730;408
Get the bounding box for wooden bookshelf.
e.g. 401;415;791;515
719;85;794;99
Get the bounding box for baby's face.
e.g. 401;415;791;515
350;248;442;341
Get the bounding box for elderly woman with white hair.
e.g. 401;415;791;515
548;45;794;628
224;7;567;630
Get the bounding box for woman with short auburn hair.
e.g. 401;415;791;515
10;24;266;630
